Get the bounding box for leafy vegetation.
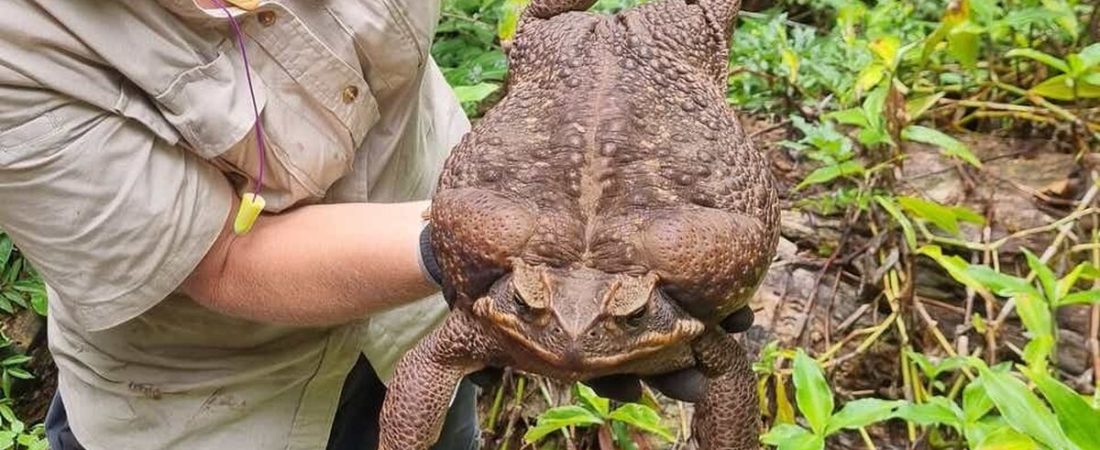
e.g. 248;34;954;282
0;232;47;449
524;383;674;448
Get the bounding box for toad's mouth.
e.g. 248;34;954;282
481;303;704;373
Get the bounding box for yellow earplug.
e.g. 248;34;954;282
234;192;266;235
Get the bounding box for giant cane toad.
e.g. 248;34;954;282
380;1;779;448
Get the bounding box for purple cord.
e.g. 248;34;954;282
212;0;266;195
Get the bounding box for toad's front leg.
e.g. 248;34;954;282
692;330;761;450
379;311;495;450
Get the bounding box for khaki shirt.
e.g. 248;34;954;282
0;1;468;448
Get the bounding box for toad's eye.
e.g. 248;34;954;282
625;304;647;327
512;291;530;312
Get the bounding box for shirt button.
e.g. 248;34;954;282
257;11;277;27
342;86;360;103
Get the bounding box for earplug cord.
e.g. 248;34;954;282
211;0;267;197
208;0;269;235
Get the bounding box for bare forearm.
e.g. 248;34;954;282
182;198;437;326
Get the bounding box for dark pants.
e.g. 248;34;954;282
46;356;480;450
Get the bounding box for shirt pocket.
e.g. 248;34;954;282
205;38;367;211
326;0;439;93
0;111;62;166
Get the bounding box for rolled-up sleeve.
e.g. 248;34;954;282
0;83;232;331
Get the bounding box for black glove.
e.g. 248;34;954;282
418;223;445;288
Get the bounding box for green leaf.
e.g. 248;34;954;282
947;25;981;68
825;398;903;434
1057;263;1096;300
919;245;986;293
0;431;13;450
1060;289;1100;306
760;424;823;450
1;291;24;310
826;108;870;128
972;362;1079;450
1078;44;1100;70
792;349;833;434
1014;291;1053;348
869;36;900;65
901;125;982;168
0;235;11;269
29;291;46;317
1067;54;1087;78
893;397;963;430
15;433;36;447
0;405;15;427
974;426;1040;450
855;64;886;93
1006;48;1070;73
451;82;500;104
1030;74;1100;100
795;161;864;190
782;48;800;84
921;22;949;63
905;92;945;121
963;378;994;423
610;421;639;450
907;351;936;379
897;196;968;234
10;279;41;294
607;403;675;442
497;0;528;42
3;259;20;286
574;383;610;417
1043;0;1080;39
964;266;1038;298
907;350;970;380
951;205;986;225
0;356;29;367
0;293;19;314
4;368;31;381
1023;367;1100;450
1022;334;1054;370
862;85;888;129
1021;249;1057;303
874;196;917;249
523;405;604;443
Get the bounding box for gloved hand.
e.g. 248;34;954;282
417;222;449;301
415;220;459;308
